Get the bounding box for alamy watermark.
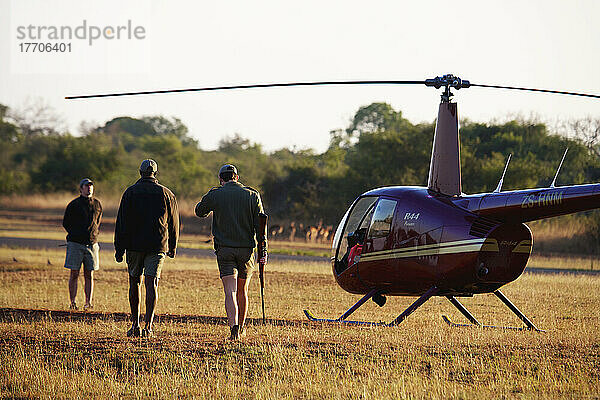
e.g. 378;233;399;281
16;20;146;52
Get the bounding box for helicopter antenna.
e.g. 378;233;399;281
550;148;569;188
493;154;512;193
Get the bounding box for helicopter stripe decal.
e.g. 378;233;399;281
361;238;486;258
481;238;499;252
360;238;489;261
360;244;483;261
513;240;532;254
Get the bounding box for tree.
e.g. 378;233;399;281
102;117;156;137
346;102;411;136
460;119;600;191
0;104;21;144
141;116;188;138
344;104;433;192
27;135;122;191
7;98;66;137
564;117;600;157
216;134;269;189
0;104;28;194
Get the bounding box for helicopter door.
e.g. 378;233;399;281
332;196;377;275
365;198;398;253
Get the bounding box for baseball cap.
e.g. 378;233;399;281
218;164;238;177
140;159;158;173
79;178;93;187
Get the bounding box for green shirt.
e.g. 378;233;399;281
195;181;264;249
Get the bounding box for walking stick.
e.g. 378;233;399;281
258;213;268;323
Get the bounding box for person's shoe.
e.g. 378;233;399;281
83;303;93;311
69;302;78;311
127;326;141;337
238;325;246;339
141;328;154;338
229;325;240;340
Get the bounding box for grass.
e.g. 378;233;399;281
527;254;600;271
529;212;600;255
1;197;599;398
0;245;599;398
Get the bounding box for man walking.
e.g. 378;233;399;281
114;159;179;338
195;164;267;340
62;178;102;311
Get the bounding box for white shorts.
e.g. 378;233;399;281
64;241;100;271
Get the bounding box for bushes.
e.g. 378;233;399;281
1;103;599;227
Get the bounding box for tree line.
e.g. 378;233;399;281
1;101;599;226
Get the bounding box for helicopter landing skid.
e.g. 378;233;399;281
441;315;540;331
304;286;439;327
442;290;544;332
303;309;386;326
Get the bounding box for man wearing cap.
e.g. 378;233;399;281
114;159;179;338
62;178;103;311
195;164;267;340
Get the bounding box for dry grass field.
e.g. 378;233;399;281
0;246;599;399
0;195;599;398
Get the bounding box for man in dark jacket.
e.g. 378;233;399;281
63;178;102;311
195;164;267;340
114;159;179;338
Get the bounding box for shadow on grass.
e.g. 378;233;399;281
0;307;310;327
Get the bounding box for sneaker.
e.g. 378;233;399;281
127;326;141;337
83;304;93;311
141;328;153;338
229;325;240;340
69;302;78;311
238;325;246;339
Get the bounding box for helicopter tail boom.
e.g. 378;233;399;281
463;183;600;223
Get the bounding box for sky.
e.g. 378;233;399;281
1;0;599;153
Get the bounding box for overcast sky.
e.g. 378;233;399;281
1;0;599;152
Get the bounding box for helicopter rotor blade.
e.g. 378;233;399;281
470;83;600;99
65;76;600;100
64;80;425;100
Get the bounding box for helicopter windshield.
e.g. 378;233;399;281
332;196;377;274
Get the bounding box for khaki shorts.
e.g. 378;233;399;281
216;247;255;279
126;251;165;279
64;242;99;271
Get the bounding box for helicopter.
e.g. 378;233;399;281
66;74;600;331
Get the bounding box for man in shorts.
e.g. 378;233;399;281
62;178;103;311
195;164;267;340
114;159;179;338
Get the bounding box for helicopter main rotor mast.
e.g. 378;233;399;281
425;74;471;103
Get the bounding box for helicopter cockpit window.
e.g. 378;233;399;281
333;196;377;274
367;199;397;239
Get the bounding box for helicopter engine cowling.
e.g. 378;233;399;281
468;222;532;294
